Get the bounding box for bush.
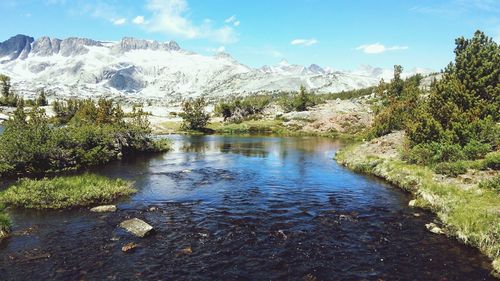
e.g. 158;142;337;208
404;142;466;165
484;151;500;170
478;176;500;192
463;140;492;160
278;86;320;113
403;143;440;165
434;161;468;177
180;97;210;131
0;174;136;209
0;100;170;177
214;94;272;122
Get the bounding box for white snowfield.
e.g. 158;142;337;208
0;35;433;102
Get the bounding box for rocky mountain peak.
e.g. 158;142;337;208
0;34;34;61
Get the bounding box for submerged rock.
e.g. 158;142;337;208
122;242;138;253
180;246;193;255
425;223;444;235
0;228;10;240
90;205;117;213
119;218;153;237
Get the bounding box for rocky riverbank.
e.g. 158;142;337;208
335;131;500;277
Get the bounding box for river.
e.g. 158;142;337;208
0;134;495;280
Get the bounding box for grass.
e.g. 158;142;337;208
0;174;136;210
0;203;10;239
157;119;365;141
336;145;500;275
208;119;286;134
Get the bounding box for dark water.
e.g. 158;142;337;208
0;135;495;280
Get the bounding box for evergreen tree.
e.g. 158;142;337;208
36;90;48;106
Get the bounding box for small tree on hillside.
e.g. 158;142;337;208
0;74;11;99
180;97;210;131
36;90;48;106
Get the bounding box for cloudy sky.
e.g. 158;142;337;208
0;0;499;70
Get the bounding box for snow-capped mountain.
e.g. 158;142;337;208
0;34;432;102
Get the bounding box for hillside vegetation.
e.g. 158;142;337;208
337;31;500;275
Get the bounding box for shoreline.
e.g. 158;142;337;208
335;131;500;277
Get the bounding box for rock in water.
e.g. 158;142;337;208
408;199;417;207
119;218;153;237
180;246;193;255
90;205;117;213
425;223;444;234
122;242;138;253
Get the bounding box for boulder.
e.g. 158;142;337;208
408;199;417;207
90;205;117;213
425;223;444;234
119;218;153;237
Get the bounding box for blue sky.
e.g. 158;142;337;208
0;0;499;70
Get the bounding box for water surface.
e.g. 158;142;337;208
0;135;495;280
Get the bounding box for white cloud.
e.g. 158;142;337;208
145;0;238;44
112;18;126;25
290;38;318;46
225;15;236;23
224;14;240;27
356;43;408;54
133;15;146;24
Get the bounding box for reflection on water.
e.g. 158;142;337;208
0;135;495;280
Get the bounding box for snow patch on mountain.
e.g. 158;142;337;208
0;34;433;102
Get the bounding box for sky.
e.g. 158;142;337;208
0;0;499;71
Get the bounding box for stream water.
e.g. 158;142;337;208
0;134;495;280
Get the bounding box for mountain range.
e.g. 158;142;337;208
0;34;433;101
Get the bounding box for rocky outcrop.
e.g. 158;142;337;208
0;34;34;61
113;37;180;53
59;37;101;57
32;37;61;56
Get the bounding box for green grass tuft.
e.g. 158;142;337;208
0;174;136;210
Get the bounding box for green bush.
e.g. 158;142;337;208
478;176;500;192
180;97;210;131
463;140;492;160
484;151;500;170
434;161;468;177
0;99;170;177
214;94;272;121
0;174;136;209
404;142;466;165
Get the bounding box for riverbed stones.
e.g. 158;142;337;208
119;218;153;237
425;223;444;234
90;205;117;213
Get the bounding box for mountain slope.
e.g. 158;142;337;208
0;35;431;101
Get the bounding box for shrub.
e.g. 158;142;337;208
478;176;500;192
0;174;136;209
484;151;500;170
463;140;492;160
214;94;272;121
403;143;440;165
0;100;169;177
180;97;210;131
434;161;468;177
278;86;320;113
